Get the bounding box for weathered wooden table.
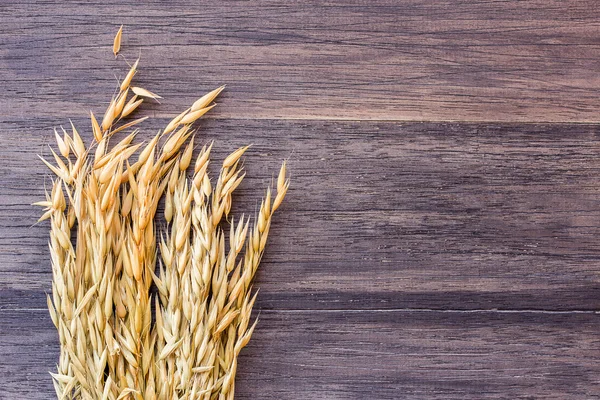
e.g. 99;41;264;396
2;1;600;398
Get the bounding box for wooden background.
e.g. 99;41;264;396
1;1;600;398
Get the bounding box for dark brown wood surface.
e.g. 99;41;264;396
1;1;600;399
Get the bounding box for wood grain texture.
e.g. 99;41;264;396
2;1;600;398
1;1;600;122
2;309;600;399
4;119;600;310
2;118;600;398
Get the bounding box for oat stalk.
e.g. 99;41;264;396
37;28;288;400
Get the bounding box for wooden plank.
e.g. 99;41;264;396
4;2;600;398
1;308;599;399
3;118;600;311
2;1;600;122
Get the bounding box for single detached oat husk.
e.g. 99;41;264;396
36;27;289;400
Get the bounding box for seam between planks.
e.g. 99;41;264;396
200;117;600;125
8;116;600;125
2;307;599;315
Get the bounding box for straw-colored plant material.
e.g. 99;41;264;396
37;28;288;400
113;25;123;57
131;86;162;100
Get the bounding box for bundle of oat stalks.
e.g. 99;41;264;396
36;28;288;400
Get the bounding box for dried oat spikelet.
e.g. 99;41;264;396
113;25;123;57
131;87;162;100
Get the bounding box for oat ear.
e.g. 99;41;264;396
39;32;288;399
